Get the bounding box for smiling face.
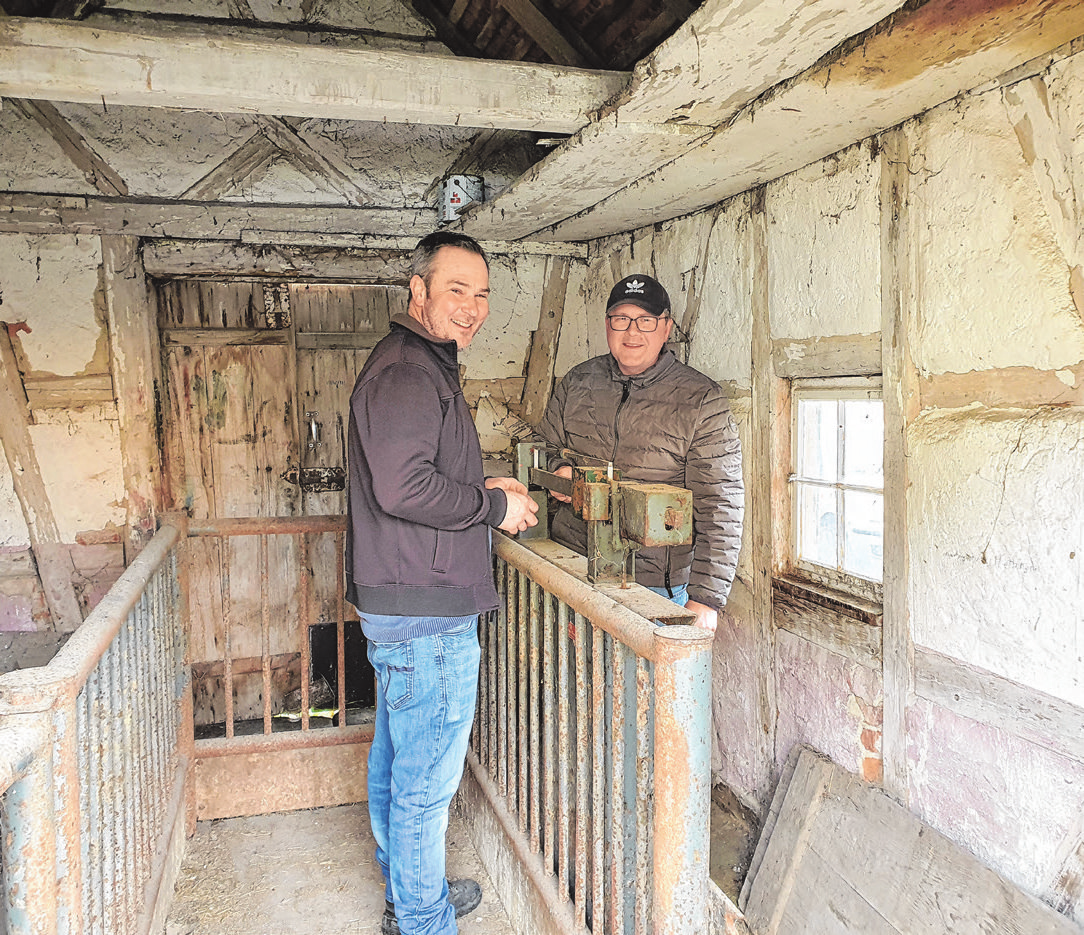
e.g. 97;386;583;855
605;303;673;375
408;246;491;348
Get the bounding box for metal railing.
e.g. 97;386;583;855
472;533;713;935
0;521;187;935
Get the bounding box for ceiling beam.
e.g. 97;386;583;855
0;16;628;134
537;0;1084;241
0;191;437;240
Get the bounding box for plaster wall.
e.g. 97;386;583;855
767;139;881;342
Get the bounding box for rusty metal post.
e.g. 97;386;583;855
651;624;712;935
0;716;57;935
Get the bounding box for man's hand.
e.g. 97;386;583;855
486;477;539;534
550;465;573;503
685;599;717;634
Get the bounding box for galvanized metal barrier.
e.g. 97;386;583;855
0;521;187;935
471;532;712;935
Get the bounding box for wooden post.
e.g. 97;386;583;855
521;255;570;426
880;126;917;804
0;325;83;631
749;186;778;809
103;235;164;560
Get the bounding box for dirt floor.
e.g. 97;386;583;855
165;784;758;934
165;804;513;935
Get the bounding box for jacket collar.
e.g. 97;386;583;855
390;312;459;374
607;346;678;387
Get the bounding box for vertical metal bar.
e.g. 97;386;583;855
556;600;570;898
498;562;510;798
52;688;83;935
221;540;234;739
118;613;136;929
609;639;626;935
652;627;712;935
517;568;528;834
634;657;651;935
1;730;58;935
574;610;588;924
591;622;605;931
77;680;92;934
488;561;501;782
506;569;518;814
103;648;120;933
85;668;103;935
132;593;150;905
299;532;311;732
260;534;273;734
542;591;556;869
528;579;541;854
336;530;347;727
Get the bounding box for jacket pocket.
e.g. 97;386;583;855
432;529;453;574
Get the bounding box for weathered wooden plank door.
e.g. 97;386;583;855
159;279;400;726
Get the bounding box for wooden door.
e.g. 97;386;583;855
159;279;401;726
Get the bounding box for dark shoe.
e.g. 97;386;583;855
382;878;483;934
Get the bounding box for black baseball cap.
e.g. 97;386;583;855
606;274;671;317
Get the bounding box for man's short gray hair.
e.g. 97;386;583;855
411;232;489;286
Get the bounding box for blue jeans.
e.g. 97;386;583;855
366;617;480;935
646;583;689;606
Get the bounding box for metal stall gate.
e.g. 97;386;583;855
0;522;187;935
466;532;713;935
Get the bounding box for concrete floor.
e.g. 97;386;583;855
165;802;513;935
165;787;757;935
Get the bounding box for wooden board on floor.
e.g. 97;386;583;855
741;747;1082;934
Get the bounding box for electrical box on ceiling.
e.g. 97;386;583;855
440;175;485;223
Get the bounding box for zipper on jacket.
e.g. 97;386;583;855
611;380;631;462
664;548;673;598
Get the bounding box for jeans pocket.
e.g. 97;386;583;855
372;641;414;710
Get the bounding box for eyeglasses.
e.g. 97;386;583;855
606;314;668;333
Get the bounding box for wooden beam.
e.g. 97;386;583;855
0;17;626;132
256;117;371;206
771;333;881;379
161;328;290;347
520;255;569;425
22;373;113;409
142;240;411;282
9;97;128;195
183;131;278;202
405;0;484;57
749;187;777;811
919;364;1084;410
238;229;588;258
879;126;917;804
0;327;83;631
913;648;1084;767
0;192;437;240
498;0;599;68
103;236;163;556
537;0;1084;241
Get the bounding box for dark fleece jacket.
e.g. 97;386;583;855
345;313;506;619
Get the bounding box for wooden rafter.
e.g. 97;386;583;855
9;97;127;195
498;0;600;68
256;117;372;206
405;0;483;57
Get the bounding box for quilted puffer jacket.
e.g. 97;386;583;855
537;348;744;609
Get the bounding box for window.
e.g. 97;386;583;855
791;377;883;602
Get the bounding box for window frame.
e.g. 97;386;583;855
789;375;884;605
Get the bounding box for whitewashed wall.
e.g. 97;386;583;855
551;40;1084;915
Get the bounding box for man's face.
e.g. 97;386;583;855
409;246;491;348
606;303;673;375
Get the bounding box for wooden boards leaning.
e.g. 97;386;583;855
740;746;1082;935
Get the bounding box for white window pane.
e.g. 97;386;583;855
843;400;883;488
797;483;837;568
843;490;883;582
797;399;837;481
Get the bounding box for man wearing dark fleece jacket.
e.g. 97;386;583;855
345;232;537;935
